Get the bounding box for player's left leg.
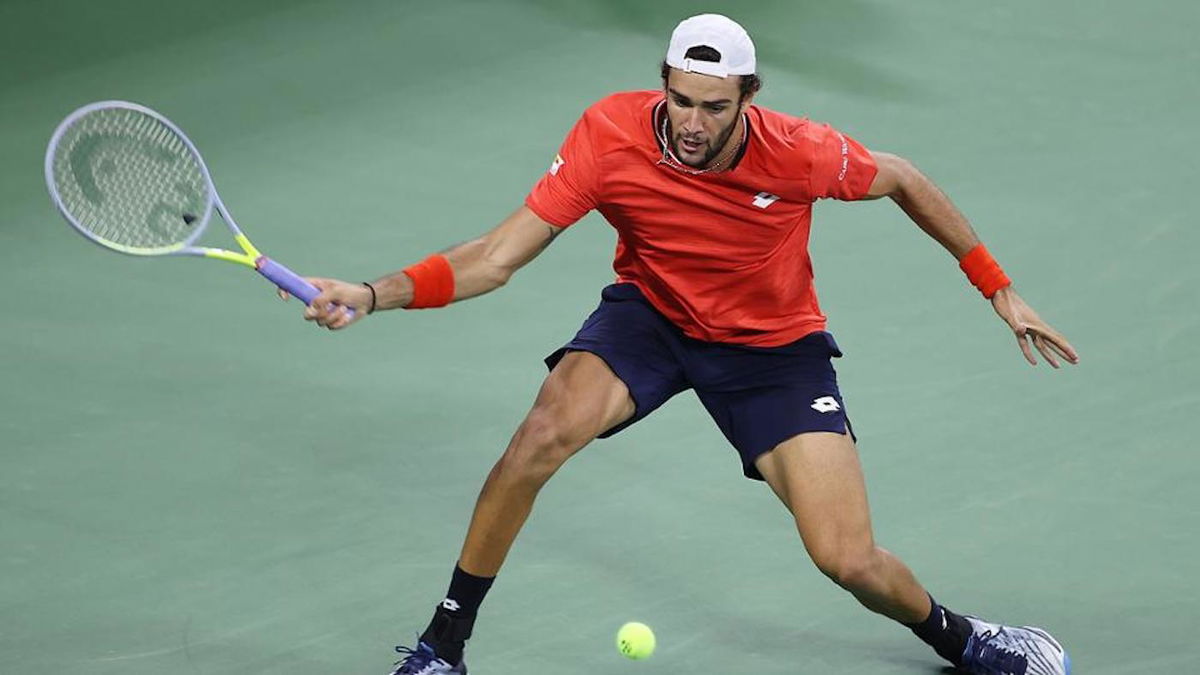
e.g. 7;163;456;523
754;433;1070;674
754;431;928;621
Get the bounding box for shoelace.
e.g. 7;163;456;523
392;642;443;674
964;628;1029;674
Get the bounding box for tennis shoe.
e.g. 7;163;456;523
959;617;1070;675
389;641;467;675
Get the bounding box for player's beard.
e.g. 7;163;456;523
671;115;740;168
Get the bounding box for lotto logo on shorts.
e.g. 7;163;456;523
810;396;841;413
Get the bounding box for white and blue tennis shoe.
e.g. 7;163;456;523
960;617;1071;675
388;641;467;675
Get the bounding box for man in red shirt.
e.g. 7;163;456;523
298;14;1077;675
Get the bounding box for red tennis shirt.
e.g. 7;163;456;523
525;90;878;347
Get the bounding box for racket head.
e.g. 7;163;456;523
45;101;217;256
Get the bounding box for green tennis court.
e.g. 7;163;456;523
2;1;1197;673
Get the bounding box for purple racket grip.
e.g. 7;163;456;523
255;256;355;318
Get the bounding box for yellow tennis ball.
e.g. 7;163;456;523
616;621;656;660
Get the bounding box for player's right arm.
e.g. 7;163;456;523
373;205;563;309
299;205;563;329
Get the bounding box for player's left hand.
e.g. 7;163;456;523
990;286;1079;368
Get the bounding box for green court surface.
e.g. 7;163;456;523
2;1;1198;673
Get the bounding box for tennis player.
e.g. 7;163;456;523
296;14;1077;675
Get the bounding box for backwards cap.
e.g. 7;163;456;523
665;14;756;78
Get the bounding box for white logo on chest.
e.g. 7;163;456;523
752;192;781;209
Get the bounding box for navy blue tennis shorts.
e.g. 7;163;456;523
545;283;854;480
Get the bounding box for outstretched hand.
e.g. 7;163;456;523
990;287;1079;368
278;277;373;330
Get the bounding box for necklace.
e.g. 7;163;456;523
656;104;748;175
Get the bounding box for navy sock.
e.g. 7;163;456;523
419;564;495;663
443;563;495;616
906;594;972;666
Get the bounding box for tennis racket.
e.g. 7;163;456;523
45;100;344;314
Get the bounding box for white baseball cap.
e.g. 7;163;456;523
665;14;756;78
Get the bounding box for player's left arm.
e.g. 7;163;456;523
864;151;1079;368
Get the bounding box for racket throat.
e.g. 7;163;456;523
235;233;262;260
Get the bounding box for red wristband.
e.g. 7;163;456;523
402;254;455;308
958;244;1011;299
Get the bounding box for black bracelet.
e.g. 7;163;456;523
361;282;377;314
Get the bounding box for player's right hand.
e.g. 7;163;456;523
278;278;372;330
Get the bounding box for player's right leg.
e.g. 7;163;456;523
391;283;689;674
459;349;635;577
389;351;635;675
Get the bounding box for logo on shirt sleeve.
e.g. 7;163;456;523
549;154;565;176
836;133;849;182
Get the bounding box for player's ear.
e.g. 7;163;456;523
738;76;758;111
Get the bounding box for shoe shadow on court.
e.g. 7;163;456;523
695;606;960;673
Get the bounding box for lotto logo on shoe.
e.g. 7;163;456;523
441;598;461;612
810;396;841;413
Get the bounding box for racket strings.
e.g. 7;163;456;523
50;107;210;252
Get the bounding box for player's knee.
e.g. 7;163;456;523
500;408;584;482
811;545;878;592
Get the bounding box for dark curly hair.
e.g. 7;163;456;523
660;45;762;103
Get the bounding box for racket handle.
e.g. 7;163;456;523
255;256;356;318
